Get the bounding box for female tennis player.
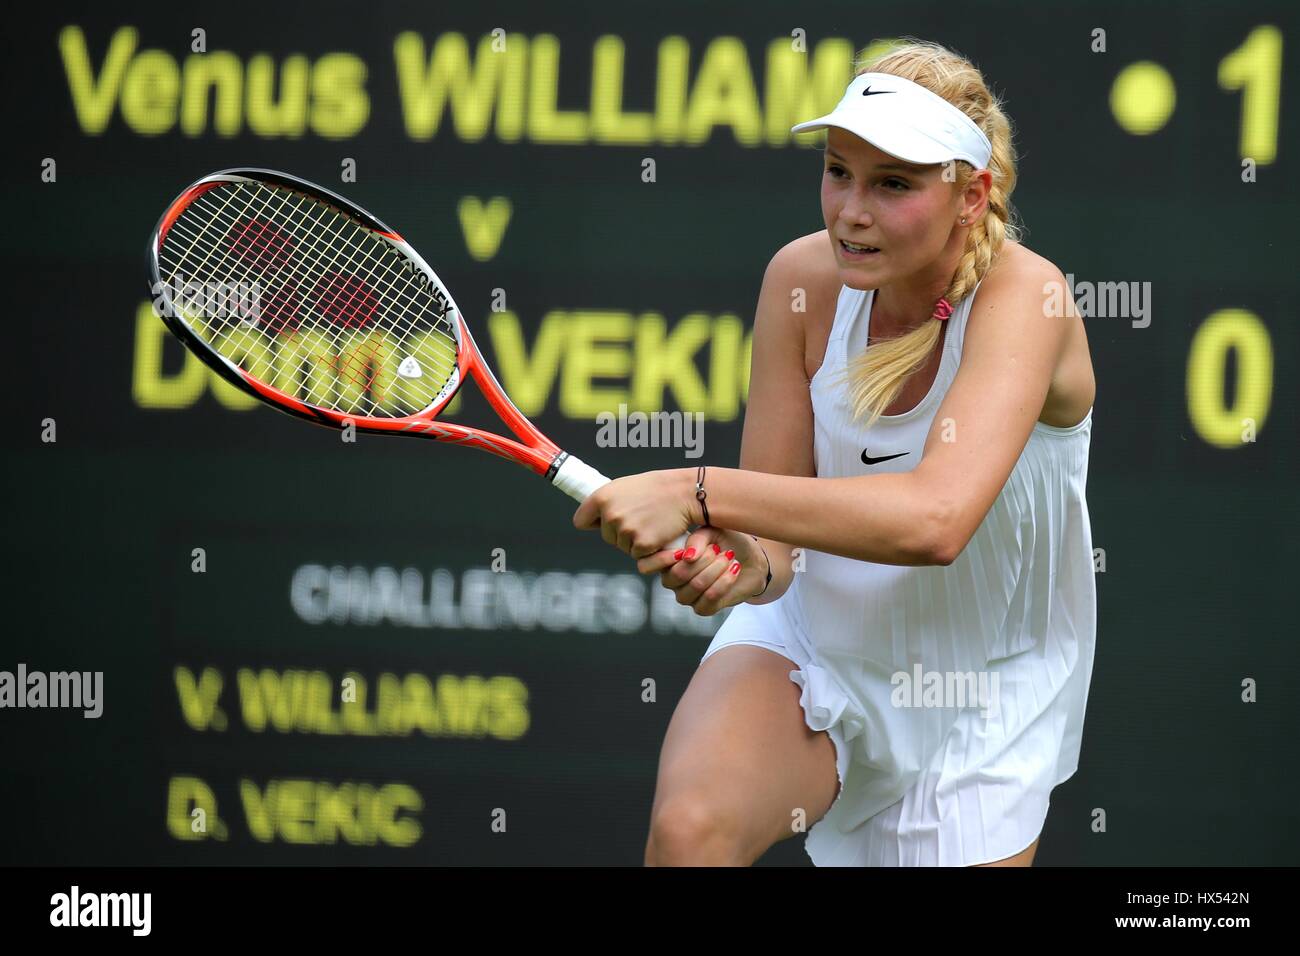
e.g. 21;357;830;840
573;39;1096;867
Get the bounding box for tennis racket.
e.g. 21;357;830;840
146;167;687;550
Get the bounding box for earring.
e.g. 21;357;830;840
960;217;967;224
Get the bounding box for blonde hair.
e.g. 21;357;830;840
832;38;1024;428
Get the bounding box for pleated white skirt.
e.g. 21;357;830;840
700;577;1092;867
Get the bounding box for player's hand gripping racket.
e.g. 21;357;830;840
147;167;688;551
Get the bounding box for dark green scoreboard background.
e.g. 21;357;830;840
4;2;1297;865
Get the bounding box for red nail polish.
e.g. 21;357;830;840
684;548;696;560
711;544;721;555
730;562;740;575
724;550;735;560
673;549;684;561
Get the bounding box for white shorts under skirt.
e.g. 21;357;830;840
700;596;1085;866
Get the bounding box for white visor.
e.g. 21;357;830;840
791;72;992;169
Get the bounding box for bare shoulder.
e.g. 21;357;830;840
982;239;1061;291
763;230;840;381
974;240;1096;426
767;229;839;290
972;239;1071;328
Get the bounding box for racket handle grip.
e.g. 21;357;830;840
551;453;611;501
552;454;689;552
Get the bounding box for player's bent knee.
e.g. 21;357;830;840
646;795;748;866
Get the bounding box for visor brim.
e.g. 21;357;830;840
789;118;949;166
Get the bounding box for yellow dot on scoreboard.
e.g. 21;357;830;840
1110;61;1176;135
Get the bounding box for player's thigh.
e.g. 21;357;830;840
971;837;1039;867
646;644;840;862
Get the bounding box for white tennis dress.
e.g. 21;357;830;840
701;278;1097;866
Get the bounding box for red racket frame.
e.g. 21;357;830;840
148;168;567;480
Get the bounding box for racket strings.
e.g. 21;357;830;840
171;186;369;339
164;186;448;416
181;182;438;350
158;179;459;419
165;181;455;414
197;192;424;388
199;183;430;336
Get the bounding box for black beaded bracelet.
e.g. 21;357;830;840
749;534;773;599
694;465;711;527
693;468;770;599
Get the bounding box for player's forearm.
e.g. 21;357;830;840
681;466;946;567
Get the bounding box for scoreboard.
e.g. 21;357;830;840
5;1;1297;866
